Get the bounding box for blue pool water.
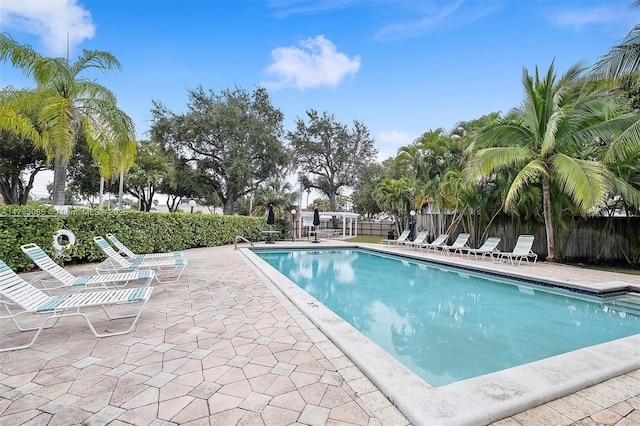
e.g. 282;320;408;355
255;248;640;387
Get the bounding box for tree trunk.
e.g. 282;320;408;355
223;197;234;215
52;157;67;206
329;190;338;228
98;177;104;209
118;168;124;209
328;189;338;211
542;174;556;262
0;177;18;204
166;195;181;212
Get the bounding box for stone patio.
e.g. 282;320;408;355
0;243;639;425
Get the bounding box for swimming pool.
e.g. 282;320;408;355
254;248;640;387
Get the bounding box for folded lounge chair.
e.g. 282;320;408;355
381;229;411;245
21;243;154;293
438;233;471;255
499;235;538;265
106;234;183;260
419;234;449;253
457;237;501;260
94;237;187;283
0;259;153;352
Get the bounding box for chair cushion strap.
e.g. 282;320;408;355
37;295;72;312
128;287;147;302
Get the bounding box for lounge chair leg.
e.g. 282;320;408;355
0;314;61;352
61;299;149;339
1;305;61;332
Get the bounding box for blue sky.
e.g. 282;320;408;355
1;0;638;197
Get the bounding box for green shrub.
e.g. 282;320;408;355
0;206;267;271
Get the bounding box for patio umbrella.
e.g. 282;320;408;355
312;208;320;243
267;205;275;225
266;205;276;243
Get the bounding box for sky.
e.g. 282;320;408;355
1;0;638;199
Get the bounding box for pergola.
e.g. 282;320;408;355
297;210;360;239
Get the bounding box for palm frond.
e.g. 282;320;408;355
466;146;532;182
478;119;532;148
72;49;122;75
604;117;640;164
38;96;76;163
504;159;545;211
550;154;611;213
591;25;640;79
0;105;41;143
540;109;562;158
34;57;71;89
0;34;42;80
72;80;118;104
609;174;640;210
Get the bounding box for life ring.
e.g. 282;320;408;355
52;229;76;252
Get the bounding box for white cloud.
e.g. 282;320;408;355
263;35;361;90
375;130;418;160
548;4;637;30
0;0;95;56
374;0;504;40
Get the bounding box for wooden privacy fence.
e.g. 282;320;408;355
357;221;397;237
415;214;640;265
357;214;639;264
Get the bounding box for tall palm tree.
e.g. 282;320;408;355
0;34;136;206
373;177;415;232
590;1;640;79
467;61;636;262
91;133;137;208
589;2;640;171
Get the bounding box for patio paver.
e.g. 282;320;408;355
0;243;637;425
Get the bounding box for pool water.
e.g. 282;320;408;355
255;248;640;387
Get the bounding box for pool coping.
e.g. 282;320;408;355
239;243;640;426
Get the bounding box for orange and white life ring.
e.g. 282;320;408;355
52;229;76;252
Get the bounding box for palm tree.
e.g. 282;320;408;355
467;61;636;262
590;1;640;79
251;177;299;218
589;2;640;173
0;34;136;206
373;177;415;233
91;133;137;209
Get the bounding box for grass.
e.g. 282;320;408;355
345;236;640;276
345;236;384;244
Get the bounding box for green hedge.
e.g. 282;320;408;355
0;206;273;271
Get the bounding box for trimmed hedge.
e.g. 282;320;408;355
0;206;275;271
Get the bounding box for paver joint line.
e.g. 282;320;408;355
0;244;637;426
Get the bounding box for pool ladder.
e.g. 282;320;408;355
604;292;640;316
234;236;255;250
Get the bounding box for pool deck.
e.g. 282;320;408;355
0;242;638;425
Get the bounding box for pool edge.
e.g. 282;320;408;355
239;244;640;426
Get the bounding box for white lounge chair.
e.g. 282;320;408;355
21;243;154;293
106;234;183;260
499;235;538;265
381;229;411;245
405;231;430;250
0;259;153;352
458;237;501;260
94;236;187;283
438;233;471;255
419;234;449;253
